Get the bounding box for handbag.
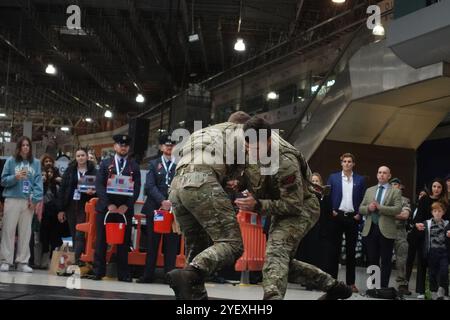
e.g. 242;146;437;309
365;287;402;300
48;244;75;276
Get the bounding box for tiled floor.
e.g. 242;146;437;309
0;266;427;300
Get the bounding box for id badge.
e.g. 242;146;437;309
22;180;30;194
73;189;81;200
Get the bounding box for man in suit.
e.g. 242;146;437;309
137;134;180;283
92;134;141;282
359;166;402;288
326;153;366;292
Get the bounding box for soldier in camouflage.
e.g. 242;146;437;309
166;111;250;300
235;116;352;300
389;178;412;296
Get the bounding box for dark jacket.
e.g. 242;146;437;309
327;171;366;213
0;159;5;203
95;155;141;214
142;156;176;214
419;219;450;260
57;160;97;212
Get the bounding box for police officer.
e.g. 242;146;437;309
92;134;141;282
137;134;180;283
235;116;352;300
166;111;250;300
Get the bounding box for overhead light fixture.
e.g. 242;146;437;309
136;93;145;103
372;24;385;36
61;126;70;132
234;0;246;52
327;80;336;87
85;117;93;123
104;110;113;118
267;91;278;100
234;38;246;52
311;85;319;92
0;113;6;117
332;0;346;3
189;34;199;42
45;64;57;75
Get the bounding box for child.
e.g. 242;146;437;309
416;201;450;300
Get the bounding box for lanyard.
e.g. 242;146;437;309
77;169;86;180
161;156;175;186
115;155;127;176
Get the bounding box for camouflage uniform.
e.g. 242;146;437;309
169;122;244;280
245;133;337;300
394;196;411;287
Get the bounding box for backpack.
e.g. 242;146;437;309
365;287;402;300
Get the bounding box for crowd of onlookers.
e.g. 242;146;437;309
0;137;449;299
295;153;449;300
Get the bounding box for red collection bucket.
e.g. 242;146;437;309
104;211;127;245
153;209;174;234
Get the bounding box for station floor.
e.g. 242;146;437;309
0;266;427;300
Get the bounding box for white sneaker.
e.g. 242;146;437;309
16;264;33;273
437;287;445;300
0;264;9;272
417;294;425;299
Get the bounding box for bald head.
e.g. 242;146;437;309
377;166;392;185
228;111;251;124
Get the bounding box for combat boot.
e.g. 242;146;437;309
166;265;206;300
192;283;209;300
318;281;353;300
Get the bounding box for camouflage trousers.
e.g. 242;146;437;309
394;228;409;286
263;214;337;300
169;175;243;277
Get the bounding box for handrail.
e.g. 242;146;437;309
133;0;374;120
285;8;393;142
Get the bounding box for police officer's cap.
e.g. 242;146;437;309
159;134;175;146
113;134;132;145
389;177;401;185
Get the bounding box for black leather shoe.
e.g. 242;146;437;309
118;276;133;283
136;276;154;284
89;275;103;281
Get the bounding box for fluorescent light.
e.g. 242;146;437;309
189;34;199;42
234;38;246;52
136;93;145;103
61;126;70;132
267;91;278;100
45;64;57;75
311;85;319;92
327;80;336;87
332;0;345;3
373;24;385;36
85;117;93;123
104;110;113;118
0;113;6;117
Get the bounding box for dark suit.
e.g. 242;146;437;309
93;155;141;279
141;156;180;280
326;171;366;285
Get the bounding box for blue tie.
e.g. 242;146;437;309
119;158;124;172
372;185;384;225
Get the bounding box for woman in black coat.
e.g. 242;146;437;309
296;173;333;276
57;148;97;265
405;178;449;297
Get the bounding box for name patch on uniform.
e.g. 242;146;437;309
281;174;296;186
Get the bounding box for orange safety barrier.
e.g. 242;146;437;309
77;198;186;268
234;210;267;272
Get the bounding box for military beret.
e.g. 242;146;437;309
113;134;132;145
389;177;401;185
